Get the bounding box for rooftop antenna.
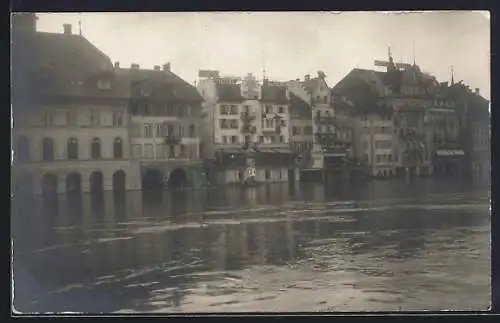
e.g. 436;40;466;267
412;39;416;65
78;14;82;36
451;65;455;85
262;49;267;81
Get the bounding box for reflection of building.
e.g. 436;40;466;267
11;14;141;196
197;72;296;184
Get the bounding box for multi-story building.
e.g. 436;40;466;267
119;63;205;190
428;82;467;178
197;73;296;184
12;15;141;197
332;52;441;178
288;92;313;168
302;72;340;171
464;87;490;182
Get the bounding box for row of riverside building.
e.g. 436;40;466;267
11;14;490;197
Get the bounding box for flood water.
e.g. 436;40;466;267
12;178;491;313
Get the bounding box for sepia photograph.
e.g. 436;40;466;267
10;11;491;314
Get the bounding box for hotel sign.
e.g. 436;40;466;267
436;150;465;157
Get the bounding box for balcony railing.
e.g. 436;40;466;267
164;135;181;145
241;111;256;121
241;125;257;134
314;115;336;124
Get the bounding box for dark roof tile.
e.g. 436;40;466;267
215;83;245;102
261;85;288;104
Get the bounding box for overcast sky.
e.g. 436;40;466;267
35;11;490;99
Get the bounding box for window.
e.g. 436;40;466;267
363;141;368;150
189;124;196;137
265;119;273;128
230;120;238;129
130;102;139;116
144;123;153;137
304;126;312;135
361;115;367;121
278;106;284;114
113;137;123;159
90;110;100;126
97;79;111;90
220;105;230;115
16;136;30;162
324;96;328;103
376;155;381;163
231;136;238;144
259;136;264;143
67;138;78;160
280;119;286;127
132;144;142;158
169;145;175;157
113;111;123;127
293;126;299;135
220;119;228;129
144;144;154;159
91;137;101;159
316;111;321;118
66;111;72;126
180;145;186;158
279;135;284;143
230;105;238;115
265;169;271;180
316;95;320;101
42;137;54;161
265;105;272;114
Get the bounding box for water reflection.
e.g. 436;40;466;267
12;178;490;313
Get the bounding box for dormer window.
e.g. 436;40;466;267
97;79;111;90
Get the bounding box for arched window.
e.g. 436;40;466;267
16;136;30;162
91;137;101;159
189;124;196;137
67;137;78;160
42;137;55;161
113;137;123;159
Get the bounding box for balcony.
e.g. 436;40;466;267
163;135;181;145
241;125;257;134
314;115;336;125
240;111;256;122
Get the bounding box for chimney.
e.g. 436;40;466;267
63;24;72;35
131;63;140;69
163;63;171;71
114;61;120;69
475;88;480;95
304;74;310;81
154;65;161;71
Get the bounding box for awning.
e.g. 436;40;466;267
436;150;465;157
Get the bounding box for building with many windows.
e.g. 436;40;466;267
119;63;205;190
197;73;296;184
12;15;141;196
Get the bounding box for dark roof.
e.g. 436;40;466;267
261;84;288;104
289;92;311;119
12;31;122;100
117;68;203;102
215;83;245;102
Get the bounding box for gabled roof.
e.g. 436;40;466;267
215;83;245;102
289;92;311;119
12;31;122;100
261;84;288;104
117;68;203;102
302;76;329;94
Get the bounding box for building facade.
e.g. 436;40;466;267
197;73;296;184
121;63;205;190
12;16;141;197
